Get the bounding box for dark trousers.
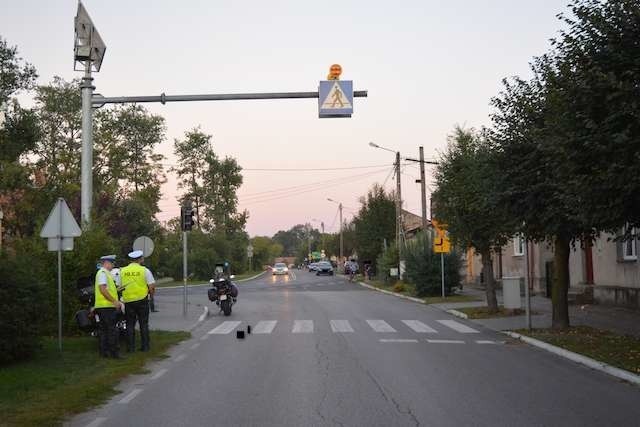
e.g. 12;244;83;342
125;298;150;352
95;308;119;357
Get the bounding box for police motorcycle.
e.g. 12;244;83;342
207;262;239;316
74;268;127;338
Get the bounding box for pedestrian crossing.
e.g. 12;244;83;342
206;318;483;337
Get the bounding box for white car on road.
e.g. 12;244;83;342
272;262;289;275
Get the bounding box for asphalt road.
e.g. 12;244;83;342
70;270;640;427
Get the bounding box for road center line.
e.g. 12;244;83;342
200;334;210;341
174;354;186;362
476;340;502;345
84;417;107;427
190;342;201;350
118;388;143;404
379;339;419;343
426;339;466;344
150;368;168;380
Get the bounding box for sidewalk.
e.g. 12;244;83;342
433;286;640;338
148;293;209;332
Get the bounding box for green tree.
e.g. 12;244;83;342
489;0;640;328
432;126;512;312
94;105;166;199
172;128;210;227
273;224;310;256
250;236;283;270
33;77;82;196
352;184;396;265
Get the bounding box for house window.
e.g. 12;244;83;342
513;235;525;256
622;226;637;261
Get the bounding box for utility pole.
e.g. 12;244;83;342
395;151;404;279
338;203;344;265
395;151;402;251
327;198;345;266
418;146;428;249
307;223;312;261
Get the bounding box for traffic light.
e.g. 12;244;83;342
181;205;194;231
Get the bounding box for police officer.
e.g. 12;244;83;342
94;255;124;359
120;250;156;352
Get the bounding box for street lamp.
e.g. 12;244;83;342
369;142;403;251
327;198;344;266
369;142;405;279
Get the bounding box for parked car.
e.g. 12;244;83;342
272;262;289;275
316;261;334;276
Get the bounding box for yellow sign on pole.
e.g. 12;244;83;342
432;220;451;254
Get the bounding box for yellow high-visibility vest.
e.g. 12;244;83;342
94;268;118;308
120;262;149;303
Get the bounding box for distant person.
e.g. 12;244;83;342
120;250;156;352
94;254;124;359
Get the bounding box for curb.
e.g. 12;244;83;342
357;282;426;304
156;271;267;290
155;283;209;290
503;331;640;386
446;309;469;319
236;271;267;282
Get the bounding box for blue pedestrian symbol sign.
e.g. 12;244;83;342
318;80;353;118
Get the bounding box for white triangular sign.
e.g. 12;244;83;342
321;82;352;109
40;198;82;238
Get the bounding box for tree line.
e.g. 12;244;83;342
0;37;249;363
432;0;640;329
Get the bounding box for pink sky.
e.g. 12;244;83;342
3;0;567;236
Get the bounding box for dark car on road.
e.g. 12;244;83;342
315;261;334;276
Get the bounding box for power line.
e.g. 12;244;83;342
159;162;397;172
240;167;389;199
241;167;393;206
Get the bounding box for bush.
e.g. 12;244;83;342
392;282;406;293
0;252;45;365
403;232;461;297
375;245;399;284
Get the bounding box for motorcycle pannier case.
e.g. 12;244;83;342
229;283;239;298
207;288;218;302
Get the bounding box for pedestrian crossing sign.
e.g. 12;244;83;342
318;80;353;118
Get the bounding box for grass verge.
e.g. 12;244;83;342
424;295;482;304
514;326;640;375
0;331;190;426
457;306;537;319
364;279;482;304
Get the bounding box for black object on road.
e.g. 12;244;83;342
236;330;245;339
247;325;252;334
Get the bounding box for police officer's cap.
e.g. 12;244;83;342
100;254;117;262
128;250;144;259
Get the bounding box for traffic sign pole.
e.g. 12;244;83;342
441;253;445;298
183;230;188;318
